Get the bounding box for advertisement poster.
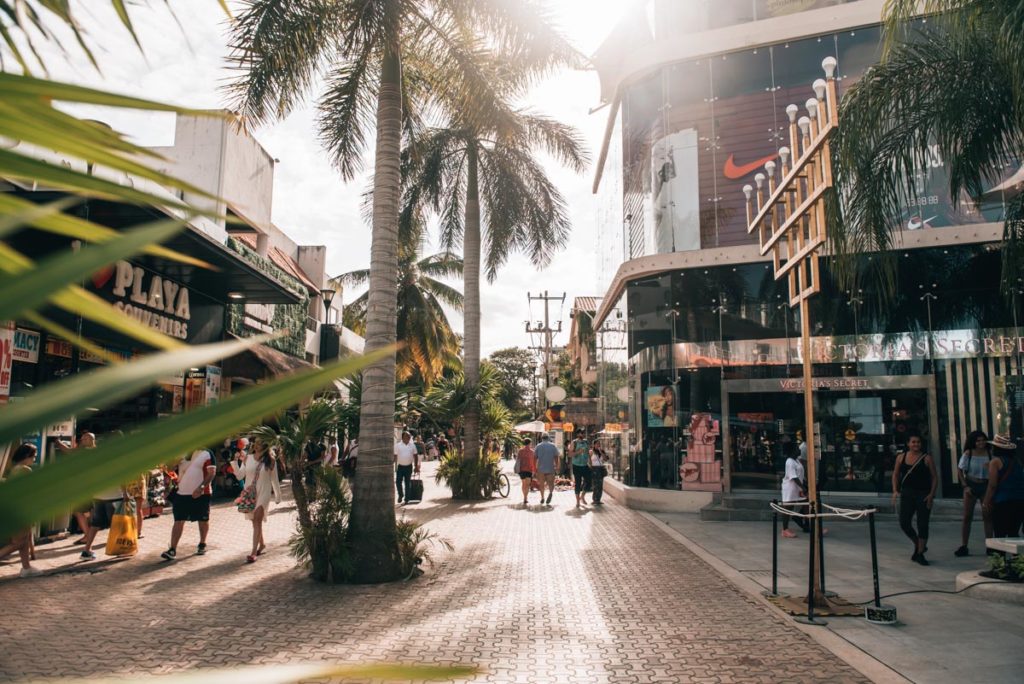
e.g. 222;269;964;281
0;321;14;403
204;366;221;406
645;385;679;427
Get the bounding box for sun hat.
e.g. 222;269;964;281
989;434;1016;450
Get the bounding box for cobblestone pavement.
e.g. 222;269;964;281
0;463;868;683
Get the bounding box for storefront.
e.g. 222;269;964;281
596;242;1024;499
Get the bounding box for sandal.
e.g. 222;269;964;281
256;545;266;556
246;555;257;564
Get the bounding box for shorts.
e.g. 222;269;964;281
90;500;118;528
172;493;212;522
519;471;533;480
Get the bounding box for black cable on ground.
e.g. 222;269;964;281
849;580;1010;605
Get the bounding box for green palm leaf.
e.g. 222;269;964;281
0;346;393;538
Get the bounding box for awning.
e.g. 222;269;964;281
514;420;547;433
221;337;313;380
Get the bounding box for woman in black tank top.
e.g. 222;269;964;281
891;433;938;565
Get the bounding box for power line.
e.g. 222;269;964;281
525;290;565;391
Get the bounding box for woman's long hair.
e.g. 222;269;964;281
962;430;990;456
255;441;274;471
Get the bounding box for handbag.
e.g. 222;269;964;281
513;454;521;474
234;465;261;513
104;499;138;557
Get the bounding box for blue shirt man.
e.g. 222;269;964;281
534;434;560;506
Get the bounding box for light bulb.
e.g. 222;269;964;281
822;56;837;79
765;160;776;176
798;116;811;135
786;104;799;123
779;146;790;165
813;78;827;99
743;184;753;200
754;173;765;189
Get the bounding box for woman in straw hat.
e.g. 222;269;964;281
982;434;1024;539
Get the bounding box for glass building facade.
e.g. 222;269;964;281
592;5;1023;498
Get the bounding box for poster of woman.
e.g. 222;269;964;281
645;385;679;427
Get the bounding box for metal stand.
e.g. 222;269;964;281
765;500;781;597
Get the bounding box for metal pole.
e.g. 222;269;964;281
771;499;779;596
806;499;816;622
869;509;881;608
817;494;826;595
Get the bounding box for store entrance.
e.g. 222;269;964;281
723;376;939;495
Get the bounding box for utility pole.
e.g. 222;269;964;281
526;290;565;391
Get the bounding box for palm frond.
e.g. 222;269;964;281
317;47;380;180
516;111;589;173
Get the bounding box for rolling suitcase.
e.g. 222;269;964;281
407;475;424;502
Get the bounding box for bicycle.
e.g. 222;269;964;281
495;471;511;498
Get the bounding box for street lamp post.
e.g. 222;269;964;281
319;287;337;325
744;56;839;616
919;285;938;374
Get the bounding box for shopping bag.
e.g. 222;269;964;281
105;500;138;557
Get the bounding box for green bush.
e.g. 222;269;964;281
289;466;354;583
434;451;503;500
395;518;452;579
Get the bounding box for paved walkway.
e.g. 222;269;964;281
1;463;868;683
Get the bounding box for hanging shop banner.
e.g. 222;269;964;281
663;327;1024;369
12;328;40;363
0;321;14;402
45;338;73;358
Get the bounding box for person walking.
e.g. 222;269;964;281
161;448;217;561
342;437;358;478
236;440;282;563
325;437;340;468
0;444;43;577
79;436;128;561
571;431;591;508
955;430;993;556
55;432;96;543
891;433;938;565
124;472;148;540
590;443;608;505
983;434;1024;539
780;442;810;538
394;431;420;505
515;439;537;506
534;434;560;505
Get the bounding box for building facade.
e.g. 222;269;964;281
589;0;1024;499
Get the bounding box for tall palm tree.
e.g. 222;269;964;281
227;0;577;582
332;229;463;387
834;0;1024;292
403;105;588;464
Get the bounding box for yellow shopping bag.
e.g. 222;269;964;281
105;499;138;557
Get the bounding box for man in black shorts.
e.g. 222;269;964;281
162;448;216;560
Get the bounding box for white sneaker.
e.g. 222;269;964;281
19;567;43;578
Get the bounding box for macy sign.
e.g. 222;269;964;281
110;261;191;340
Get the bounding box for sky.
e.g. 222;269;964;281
32;0;630;359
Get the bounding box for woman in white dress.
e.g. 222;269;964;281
237;439;281;563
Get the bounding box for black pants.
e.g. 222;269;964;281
899;489;931;544
781;500;810;531
591;466;606;503
993;499;1024;537
395;464;413;502
572;465;590;496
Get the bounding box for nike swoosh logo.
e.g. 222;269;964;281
723;153;779;180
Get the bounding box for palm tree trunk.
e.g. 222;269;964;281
288;455;313;531
347;44;402;583
462;145;482;466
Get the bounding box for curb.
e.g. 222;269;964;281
955;570;1024;605
637;510;911;684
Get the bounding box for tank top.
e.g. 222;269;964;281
898;453;932;492
993;457;1024;504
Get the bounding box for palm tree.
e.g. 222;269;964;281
403;104;588;465
227;0;578;582
834;0;1024;292
332;226;463;387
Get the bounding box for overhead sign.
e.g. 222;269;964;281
0;322;13;402
91;260;192;340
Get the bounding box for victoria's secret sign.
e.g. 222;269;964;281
94;261;191;340
669;328;1024;368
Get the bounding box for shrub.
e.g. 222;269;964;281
435;451;502;500
395;518;453;579
289;466;354;583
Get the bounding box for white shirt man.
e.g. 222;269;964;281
393;432;420;504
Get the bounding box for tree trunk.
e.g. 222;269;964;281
462;146;482;465
347;45;403;583
288;454;313;531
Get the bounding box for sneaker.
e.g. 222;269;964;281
954;545;969;557
914;554;930;566
80;550;96;560
546;494;552;505
161;548;176;561
196;543;207;556
781;529;798;538
19;567;43;578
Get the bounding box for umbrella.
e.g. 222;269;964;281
514;420;546;433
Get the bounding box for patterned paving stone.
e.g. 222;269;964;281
0;464;868;683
